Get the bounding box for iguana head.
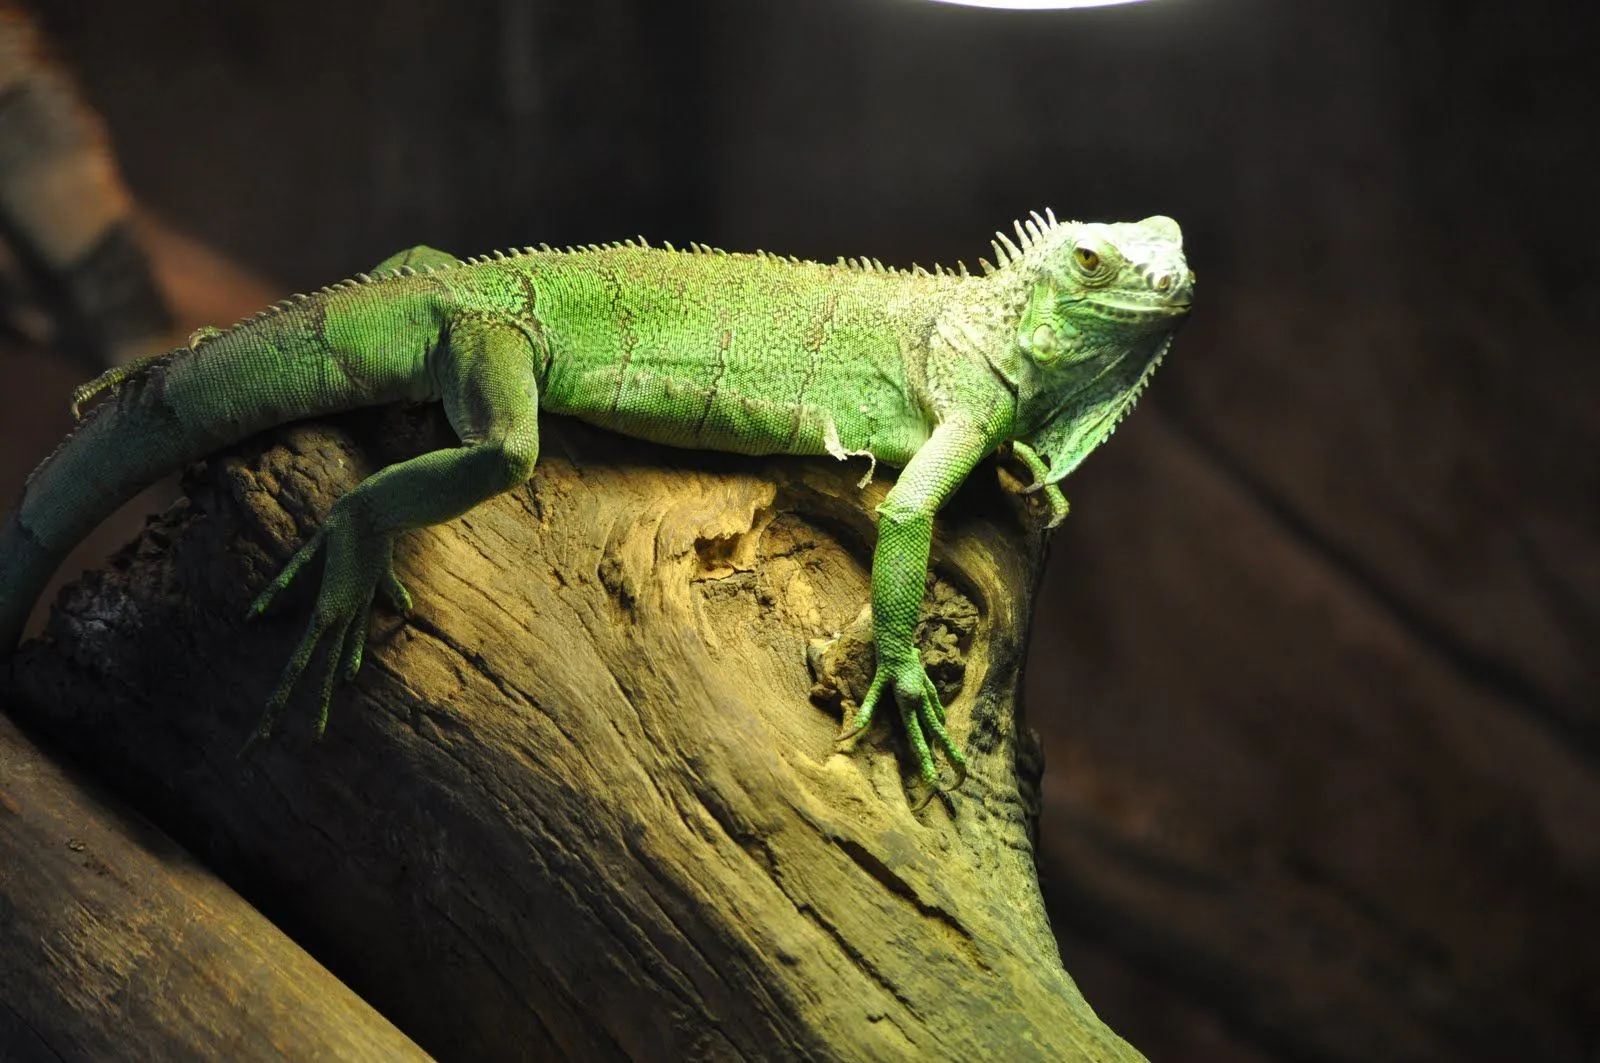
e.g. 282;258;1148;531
1007;213;1193;484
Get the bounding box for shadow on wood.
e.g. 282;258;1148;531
6;407;1141;1061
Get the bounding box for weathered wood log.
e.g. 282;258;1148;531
0;712;430;1062
5;406;1143;1062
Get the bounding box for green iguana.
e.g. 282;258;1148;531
0;211;1192;793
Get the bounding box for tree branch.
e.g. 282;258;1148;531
6;406;1144;1061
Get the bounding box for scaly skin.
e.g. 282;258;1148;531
0;212;1192;797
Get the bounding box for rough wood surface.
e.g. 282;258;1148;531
5;407;1137;1062
0;713;431;1062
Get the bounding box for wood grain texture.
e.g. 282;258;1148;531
5;407;1138;1062
0;713;430;1063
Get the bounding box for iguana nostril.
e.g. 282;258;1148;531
1154;273;1172;292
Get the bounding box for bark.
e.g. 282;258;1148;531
5;406;1140;1062
0;712;430;1062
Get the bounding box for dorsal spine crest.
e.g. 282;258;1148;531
82;210;1060;415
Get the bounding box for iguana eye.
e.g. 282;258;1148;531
1073;246;1101;272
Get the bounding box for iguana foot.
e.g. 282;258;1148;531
1004;441;1070;529
839;656;968;797
1036;482;1069;529
243;499;409;749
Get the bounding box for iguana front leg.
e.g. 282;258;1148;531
246;313;542;743
841;417;996;795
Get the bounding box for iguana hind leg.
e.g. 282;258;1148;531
245;313;541;745
71;248;462;421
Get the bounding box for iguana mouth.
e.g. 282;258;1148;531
1086;299;1191;321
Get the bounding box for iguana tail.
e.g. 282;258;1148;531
0;305;428;651
0;512;53;652
0;361;180;650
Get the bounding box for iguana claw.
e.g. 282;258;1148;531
839;656;968;799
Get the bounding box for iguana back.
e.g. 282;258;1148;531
524;244;958;468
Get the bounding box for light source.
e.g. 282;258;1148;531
923;0;1152;9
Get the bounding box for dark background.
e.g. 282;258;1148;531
9;1;1599;1060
